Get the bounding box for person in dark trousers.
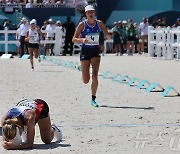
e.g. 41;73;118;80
18;18;30;58
62;16;75;56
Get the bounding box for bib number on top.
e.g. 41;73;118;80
85;33;99;45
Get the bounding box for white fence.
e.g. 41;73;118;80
148;26;180;60
0;27;63;55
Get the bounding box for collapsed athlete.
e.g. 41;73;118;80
1;99;62;150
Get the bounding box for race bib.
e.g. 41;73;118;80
30;36;38;43
85;33;99;45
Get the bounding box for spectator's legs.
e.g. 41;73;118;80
64;37;69;56
130;41;134;54
127;41;130;54
70;38;74;56
20;36;25;57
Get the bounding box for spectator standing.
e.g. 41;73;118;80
152;17;159;28
3;19;10;29
16;27;21;56
56;20;63;55
112;22;122;56
18;17;30;58
73;0;88;8
45;19;55;56
173;18;180;27
139;17;149;54
126;19;135;55
99;30;105;55
134;23;141;54
26;0;33;8
121;20;127;53
62;16;75;56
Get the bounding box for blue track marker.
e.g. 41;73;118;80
136;80;149;89
66;61;72;67
118;75;128;83
161;86;173;97
72;63;78;69
64;61;69;67
77;65;82;71
21;54;30;59
102;71;110;79
146;82;158;92
128;77;138;86
112;73;120;81
40;55;45;59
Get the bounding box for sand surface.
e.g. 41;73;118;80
0;53;180;154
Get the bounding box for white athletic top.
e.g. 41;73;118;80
28;28;39;44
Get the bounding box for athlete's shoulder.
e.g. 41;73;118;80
97;20;103;24
77;21;85;29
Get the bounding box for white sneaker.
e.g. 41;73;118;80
51;123;62;142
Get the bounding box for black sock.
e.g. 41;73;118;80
92;95;96;101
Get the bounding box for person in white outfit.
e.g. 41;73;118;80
45;19;55;56
18;18;30;57
139;17;149;54
26;0;33;8
25;19;43;71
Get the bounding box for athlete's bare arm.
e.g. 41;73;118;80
98;20;110;39
72;22;88;44
3;110;36;150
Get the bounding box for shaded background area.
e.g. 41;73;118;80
97;0;180;26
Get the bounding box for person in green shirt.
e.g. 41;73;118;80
126;19;135;55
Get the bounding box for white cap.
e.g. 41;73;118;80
56;20;61;24
22;17;27;21
30;19;36;25
85;5;95;12
122;20;127;24
48;18;53;22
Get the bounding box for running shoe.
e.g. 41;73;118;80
91;100;99;107
31;67;34;71
51;123;62;142
38;57;41;62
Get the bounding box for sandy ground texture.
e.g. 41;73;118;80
0;53;180;154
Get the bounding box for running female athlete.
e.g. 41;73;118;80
25;19;43;71
1;99;62;150
72;5;109;107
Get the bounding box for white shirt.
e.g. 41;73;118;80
45;24;55;38
139;22;149;36
43;0;49;3
26;3;33;8
16;28;21;40
74;0;87;7
19;23;30;36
